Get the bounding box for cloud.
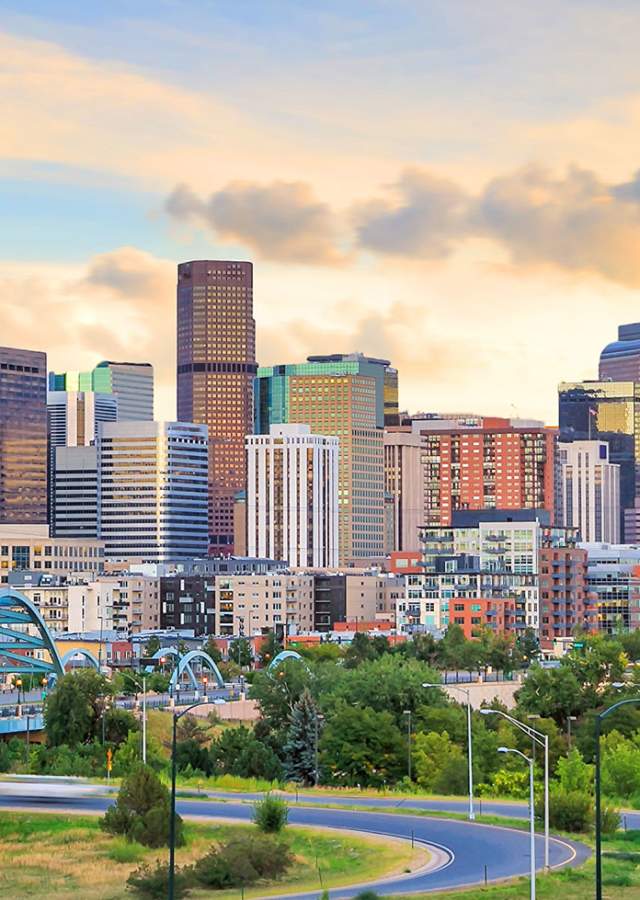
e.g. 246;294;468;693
165;181;345;265
355;163;640;286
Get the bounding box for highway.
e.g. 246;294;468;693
0;778;590;897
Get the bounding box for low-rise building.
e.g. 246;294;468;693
213;573;315;638
0;526;104;583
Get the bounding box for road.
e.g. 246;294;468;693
0;778;590;898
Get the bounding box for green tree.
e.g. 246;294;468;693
101;763;184;848
516;628;540;667
44;669;113;746
294;642;345;664
556;748;593;794
438;624;467;678
144;636;161;658
283;688;322;785
406;632;440;667
249;658;311;732
209;725;283;780
112;731;165;776
252;794;288;832
258;630;283;667
413;730;467;794
202;637;223;664
320;705;404;787
600;730;640;798
103;706;138;747
229;638;253;668
344;632;377;668
515;665;585;724
563;635;628;705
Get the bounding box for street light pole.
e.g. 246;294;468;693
314;713;324;787
499;746;535;900
403;710;412;781
423;683;474;820
594;696;640;900
481;708;548;869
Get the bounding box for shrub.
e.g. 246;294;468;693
101;763;184;848
192;834;293;888
252;794;289;833
107;837;146;863
548;788;592;832
600;805;622;835
127;862;194;898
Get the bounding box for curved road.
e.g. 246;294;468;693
0;780;590;897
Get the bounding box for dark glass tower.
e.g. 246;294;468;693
177;260;256;552
0;346;47;524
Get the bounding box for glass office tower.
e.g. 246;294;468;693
0;346;47;524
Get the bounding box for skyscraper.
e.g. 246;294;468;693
47;390;117;448
600;323;640;381
306;353;399;426
176;260;256;552
0;346;47;524
246;424;339;567
556;440;620;542
384;428;425;552
97;421;209;561
255;359;385;563
49;361;154;421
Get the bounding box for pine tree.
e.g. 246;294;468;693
283;688;321;785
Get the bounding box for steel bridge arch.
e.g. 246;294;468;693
0;588;64;680
267;649;309;672
60;648;101;671
144;647;224;689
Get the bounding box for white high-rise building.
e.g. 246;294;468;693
557;441;620;543
47;390;117;448
97;421;209;561
246;424;339;568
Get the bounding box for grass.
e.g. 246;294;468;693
0;810;423;899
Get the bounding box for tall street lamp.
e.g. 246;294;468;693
403;710;412;781
594;695;640;900
498;746;536;900
424;683;474;820
481;708;549;870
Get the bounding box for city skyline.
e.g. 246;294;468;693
4;3;640;422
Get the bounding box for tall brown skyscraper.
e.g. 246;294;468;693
0;346;47;524
177;260;256;552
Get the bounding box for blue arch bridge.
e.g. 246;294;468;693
0;589;225;737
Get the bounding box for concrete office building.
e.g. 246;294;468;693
52;446;99;540
413;416;556;527
0;346;48;525
176;260;256;553
97;421;209;562
255;359;385;563
556;441;620;542
600;323;640;381
559;380;640;538
246;424;339;568
384;429;424;553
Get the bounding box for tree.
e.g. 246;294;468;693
515;665;584;724
556;748;593;794
283;688;321;785
516;628;540;667
249;658;311;733
229;638;253;668
563;635;628;705
177;714;209;745
103;706;138;747
413;731;467;794
344;633;377;668
252;794;288;832
320;705;404;787
44;669;113;747
438;624;467;679
144;636;161;658
294;642;345;664
113;732;165;776
406;632;440;667
101;763;184;848
202;638;223;665
600;730;640;799
209;725;283;781
258;630;283;667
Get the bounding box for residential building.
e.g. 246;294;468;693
160;574;216;635
556;441;620;542
558;380;640;537
176;260;256;552
581;543;640;633
246;424;339;568
51;447;98;539
0;526;104;583
0;346;47;525
312;571;404;632
67;575;160;634
411;416;556;527
599;322;640;381
388;550;423;575
49;361;154;421
213;573;315;637
8;572;70;633
384;428;424;553
255;358;385;563
538;533;591;643
97;421;209;561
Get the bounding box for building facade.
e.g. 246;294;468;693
0;526;104;583
51;446;98;539
97;421;209;561
213;573;315;637
312;571;403;631
599;323;640;381
412;416;556;527
49;362;154;421
160;574;216;635
556;440;620;542
581;543;640;633
0;346;48;525
176;260;256;553
306;353;399;426
246;424;339;568
383;429;424;553
47;390;117;449
255;360;385;563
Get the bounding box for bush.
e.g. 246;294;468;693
127;862;194;898
192;833;293;889
252;794;288;833
548;788;592;832
600;805;622;835
101;763;184;848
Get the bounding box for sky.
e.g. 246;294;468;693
2;0;640;422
